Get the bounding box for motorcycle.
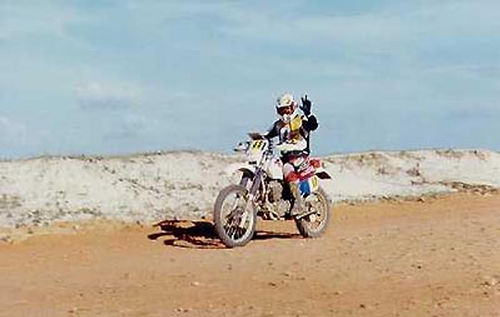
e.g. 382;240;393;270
214;132;333;247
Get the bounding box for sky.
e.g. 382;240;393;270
1;0;499;158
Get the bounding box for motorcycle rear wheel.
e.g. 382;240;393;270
214;184;256;248
295;187;331;238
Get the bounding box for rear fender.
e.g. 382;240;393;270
315;168;332;179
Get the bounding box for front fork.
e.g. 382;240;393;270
238;168;263;228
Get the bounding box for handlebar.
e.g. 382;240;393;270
247;132;267;140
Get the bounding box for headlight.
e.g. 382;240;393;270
234;141;250;152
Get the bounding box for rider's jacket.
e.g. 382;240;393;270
265;113;318;156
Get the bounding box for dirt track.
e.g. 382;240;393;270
1;193;499;317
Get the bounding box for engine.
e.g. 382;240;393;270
267;181;291;219
268;181;283;202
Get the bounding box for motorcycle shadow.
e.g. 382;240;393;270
147;220;301;249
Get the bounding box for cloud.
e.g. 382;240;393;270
75;81;142;110
1;1;499;157
211;0;499;57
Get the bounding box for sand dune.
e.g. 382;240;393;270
0;149;499;229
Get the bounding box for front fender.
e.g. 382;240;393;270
225;163;255;176
233;164;256;179
233;164;258;191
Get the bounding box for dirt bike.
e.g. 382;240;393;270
214;132;333;248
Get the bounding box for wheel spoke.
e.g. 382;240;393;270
228;225;236;238
233;227;240;240
236;227;245;240
225;209;238;224
224;224;232;236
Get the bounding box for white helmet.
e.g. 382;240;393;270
276;93;299;123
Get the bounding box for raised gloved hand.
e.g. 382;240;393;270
300;95;312;116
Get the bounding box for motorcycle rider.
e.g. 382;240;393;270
265;93;319;216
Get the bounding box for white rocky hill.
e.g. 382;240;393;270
0;149;499;228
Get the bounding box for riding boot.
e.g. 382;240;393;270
289;182;306;216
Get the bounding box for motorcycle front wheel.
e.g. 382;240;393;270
214;184;257;248
295;187;331;238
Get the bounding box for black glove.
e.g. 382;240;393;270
300;95;312;116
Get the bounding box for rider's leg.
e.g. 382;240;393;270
283;162;305;216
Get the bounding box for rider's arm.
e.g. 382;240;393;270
264;120;279;139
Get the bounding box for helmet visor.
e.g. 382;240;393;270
277;105;293;116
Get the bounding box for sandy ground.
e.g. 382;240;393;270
1;193;499;317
